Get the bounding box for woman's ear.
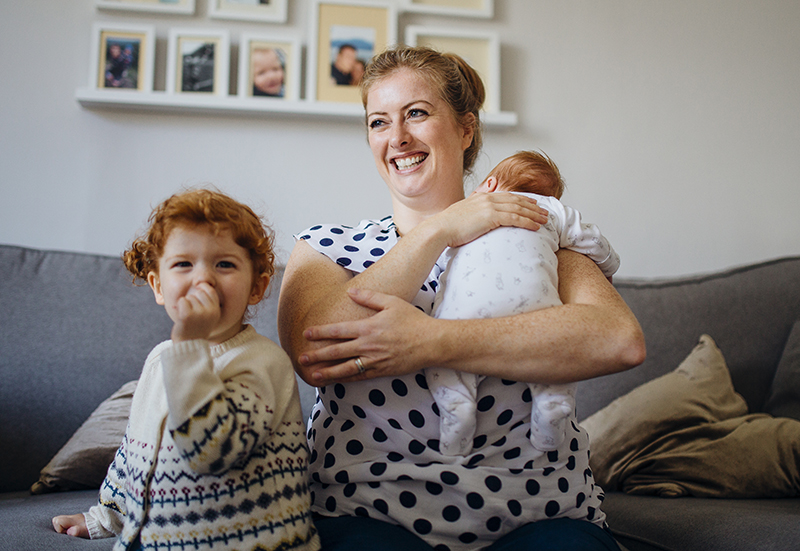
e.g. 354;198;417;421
147;271;165;305
249;273;271;305
460;113;476;151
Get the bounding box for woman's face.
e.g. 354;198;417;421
366;68;474;211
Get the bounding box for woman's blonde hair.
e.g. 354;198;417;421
122;188;275;288
360;46;485;175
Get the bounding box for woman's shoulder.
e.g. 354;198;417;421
294;216;398;272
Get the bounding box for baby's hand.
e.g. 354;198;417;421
171;282;221;342
52;513;89;538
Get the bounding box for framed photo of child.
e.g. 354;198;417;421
238;35;301;100
209;0;288;23
308;0;397;104
89;23;155;92
405;25;500;113
166;29;230;96
96;0;195;15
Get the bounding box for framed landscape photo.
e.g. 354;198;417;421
238;34;301;100
308;0;397;104
166;29;230;96
401;0;493;18
90;23;155;92
405;26;500;113
96;0;196;15
209;0;288;23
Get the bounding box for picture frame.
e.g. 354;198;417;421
89;23;155;92
96;0;196;15
400;0;493;19
405;26;500;113
166;29;230;96
238;34;301;100
209;0;288;23
308;0;397;104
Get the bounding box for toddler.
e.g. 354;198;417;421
428;151;620;456
53;189;319;551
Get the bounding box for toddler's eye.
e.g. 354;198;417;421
173;261;192;268
218;261;236;269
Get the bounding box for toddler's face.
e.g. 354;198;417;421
148;224;264;344
252;49;285;96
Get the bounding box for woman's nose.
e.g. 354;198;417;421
389;122;410;149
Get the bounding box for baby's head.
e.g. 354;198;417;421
476;150;565;199
252;47;286;96
123;188;275;293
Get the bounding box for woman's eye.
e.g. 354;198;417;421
408;108;428;119
368;119;385;129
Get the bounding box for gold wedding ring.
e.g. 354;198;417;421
354;357;366;374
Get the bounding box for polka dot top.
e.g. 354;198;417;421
296;217;608;551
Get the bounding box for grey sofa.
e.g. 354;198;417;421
1;242;798;550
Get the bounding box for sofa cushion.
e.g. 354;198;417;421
764;320;800;421
583;335;747;487
31;381;136;494
584;335;800;498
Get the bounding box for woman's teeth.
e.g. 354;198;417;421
394;155;426;170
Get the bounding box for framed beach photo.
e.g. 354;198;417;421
96;0;196;15
405;26;500;113
209;0;288;23
166;29;230;96
238;34;301;100
308;0;397;104
400;0;493;19
90;23;155;92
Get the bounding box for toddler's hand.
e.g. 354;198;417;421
171;282;221;342
53;513;89;538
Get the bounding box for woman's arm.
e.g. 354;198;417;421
298;249;645;385
278;192;549;385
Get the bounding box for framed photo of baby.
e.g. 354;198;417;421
238;35;301;100
90;23;155;92
166;29;230;96
308;0;396;104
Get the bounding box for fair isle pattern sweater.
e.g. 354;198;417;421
84;326;320;551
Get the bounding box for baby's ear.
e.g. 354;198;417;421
147;271;165;305
249;273;271;305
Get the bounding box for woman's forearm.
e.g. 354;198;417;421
426;249;645;383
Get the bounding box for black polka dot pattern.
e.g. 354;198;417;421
295;218;608;551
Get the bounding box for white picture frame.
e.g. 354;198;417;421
89;22;156;92
96;0;196;15
238;34;301;100
405;25;500;113
308;0;397;104
209;0;288;23
166;28;231;96
400;0;493;19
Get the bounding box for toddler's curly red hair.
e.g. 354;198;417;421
122;188;275;289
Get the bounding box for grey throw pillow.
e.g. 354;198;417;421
763;320;800;420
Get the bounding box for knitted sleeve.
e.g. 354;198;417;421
83;437;128;539
160;329;300;475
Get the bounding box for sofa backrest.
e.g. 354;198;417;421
577;256;800;420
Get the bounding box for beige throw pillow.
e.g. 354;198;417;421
30;380;136;494
582;335;748;490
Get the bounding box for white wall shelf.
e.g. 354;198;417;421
75;88;519;127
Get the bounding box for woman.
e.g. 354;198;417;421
278;46;645;551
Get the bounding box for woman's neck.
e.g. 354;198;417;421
390;189;465;237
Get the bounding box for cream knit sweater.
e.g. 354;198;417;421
84;325;319;551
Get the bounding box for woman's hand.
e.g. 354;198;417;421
299;288;437;385
423;191;549;250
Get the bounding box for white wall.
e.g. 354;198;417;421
2;0;799;278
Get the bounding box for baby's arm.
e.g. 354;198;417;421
161;337;298;475
556;201;620;278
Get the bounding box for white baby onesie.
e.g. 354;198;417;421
427;192;619;456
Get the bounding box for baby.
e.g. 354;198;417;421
53;189;319;551
428;151;620;456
